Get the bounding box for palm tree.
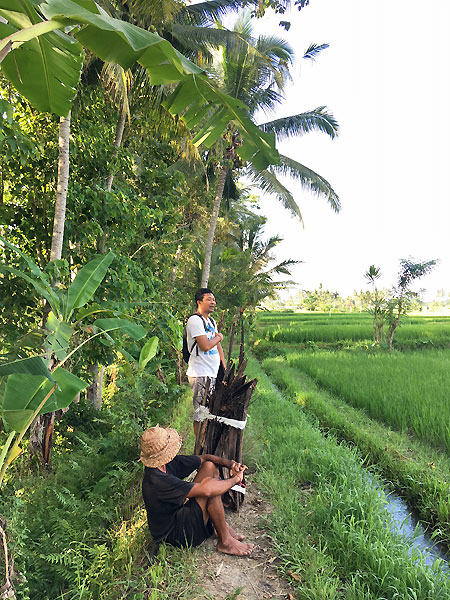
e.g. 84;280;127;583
201;14;340;287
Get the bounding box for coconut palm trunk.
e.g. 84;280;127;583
29;112;71;463
50;112;71;261
201;165;228;287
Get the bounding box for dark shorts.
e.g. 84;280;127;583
164;498;214;548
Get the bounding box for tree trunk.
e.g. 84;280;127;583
239;311;245;365
201;166;228;287
30;114;71;463
105;109;126;192
93;107;126;397
226;313;239;369
50;112;71;262
87;363;99;407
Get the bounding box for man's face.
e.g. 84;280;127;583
198;293;216;314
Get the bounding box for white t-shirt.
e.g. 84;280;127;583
186;315;220;378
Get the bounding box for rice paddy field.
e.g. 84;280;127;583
250;310;450;586
257;311;450;347
254;312;450;451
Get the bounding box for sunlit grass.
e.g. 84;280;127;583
281;349;450;452
261;356;450;544
244;355;450;599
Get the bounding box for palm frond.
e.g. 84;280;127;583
248;165;303;221
303;43;329;61
170;24;243;57
101;63;132;122
265;258;300;276
260;107;339;140
272;154;341;212
179;0;257;27
125;0;181;28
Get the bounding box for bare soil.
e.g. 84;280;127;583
192;478;294;600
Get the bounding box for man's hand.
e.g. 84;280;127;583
230;462;247;484
215;332;224;343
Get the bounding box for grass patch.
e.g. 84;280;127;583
279;349;450;452
255;313;450;349
261;356;450;545
243;354;450;599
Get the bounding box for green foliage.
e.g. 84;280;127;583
1;370;183;599
246;355;450;598
0;98;36;163
260;357;450;545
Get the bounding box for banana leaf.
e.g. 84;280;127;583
0;355;54;382
1;367;87;432
44;312;73;360
139;336;159;370
0;0;83;116
93;318;146;340
65;251;115;319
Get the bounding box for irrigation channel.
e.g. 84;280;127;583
383;485;449;572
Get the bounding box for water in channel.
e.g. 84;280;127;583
384;486;449;573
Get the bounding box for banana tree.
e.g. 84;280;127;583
0;236;159;476
0;0;279;170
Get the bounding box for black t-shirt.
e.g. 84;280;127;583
142;454;201;541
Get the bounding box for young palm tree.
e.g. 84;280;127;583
201;14;340;287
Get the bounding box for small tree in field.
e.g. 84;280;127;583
365;265;385;343
385;258;437;351
365;259;437;350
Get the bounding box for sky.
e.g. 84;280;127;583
244;0;450;300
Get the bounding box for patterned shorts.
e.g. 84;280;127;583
188;376;216;421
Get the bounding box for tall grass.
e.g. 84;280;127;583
282;349;450;452
245;355;450;599
256;312;450;347
261;356;450;542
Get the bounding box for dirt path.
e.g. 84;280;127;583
192;478;294;600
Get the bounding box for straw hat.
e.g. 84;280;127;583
139;426;182;468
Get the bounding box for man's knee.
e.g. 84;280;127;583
202;460;219;477
196;460;218;481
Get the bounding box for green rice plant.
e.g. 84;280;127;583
261;357;450;543
255;312;450;348
259;323;374;343
244;355;450;599
281;349;450;451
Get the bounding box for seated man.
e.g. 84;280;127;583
140;425;253;556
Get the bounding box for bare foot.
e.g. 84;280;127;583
212;526;245;541
228;525;245;541
217;537;254;556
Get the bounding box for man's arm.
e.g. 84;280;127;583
196;332;223;352
199;454;242;470
186;463;245;498
217;342;226;368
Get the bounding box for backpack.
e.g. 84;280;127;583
182;313;216;364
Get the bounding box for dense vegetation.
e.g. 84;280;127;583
252;311;450;554
3;0;448;598
0;1;343;598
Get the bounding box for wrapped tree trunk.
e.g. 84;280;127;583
194;356;256;510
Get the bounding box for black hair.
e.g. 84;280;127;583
195;288;214;305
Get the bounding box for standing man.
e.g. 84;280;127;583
186;288;226;435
